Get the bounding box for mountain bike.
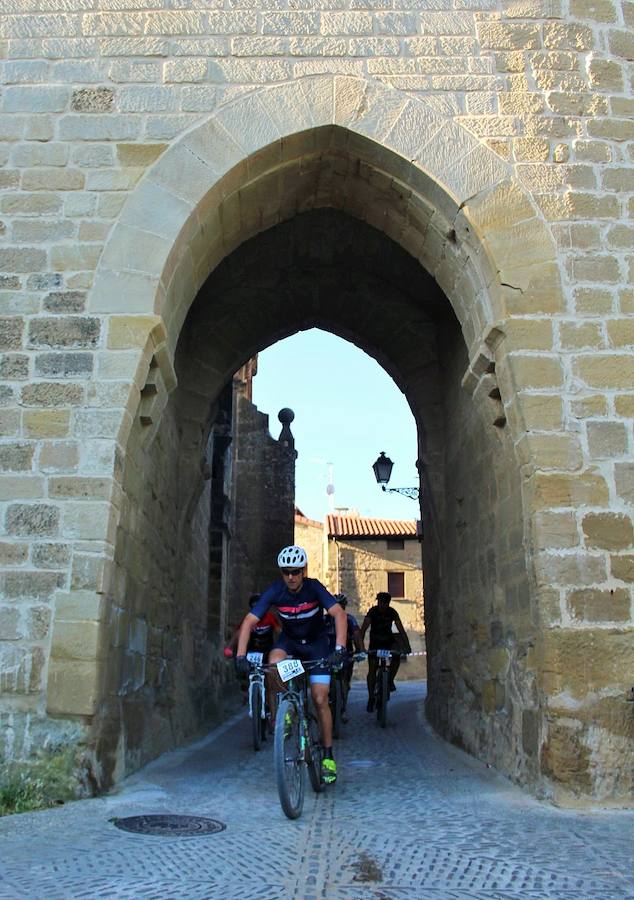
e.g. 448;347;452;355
374;648;395;728
273;657;327;820
246;652;268;751
330;651;365;736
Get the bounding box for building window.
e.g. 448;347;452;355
386;538;404;550
388;571;405;597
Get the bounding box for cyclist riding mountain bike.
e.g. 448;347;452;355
359;591;411;712
236;545;348;785
325;595;364;722
227;594;280;657
226;594;280;722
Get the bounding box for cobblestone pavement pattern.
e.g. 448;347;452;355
1;682;633;899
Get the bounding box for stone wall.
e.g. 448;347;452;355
0;0;633;803
226;386;296;629
425;323;535;786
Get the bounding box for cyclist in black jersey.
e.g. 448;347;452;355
235;545;347;784
359;591;411;712
325;595;363;721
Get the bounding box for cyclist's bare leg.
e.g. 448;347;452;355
310;681;333;748
389;653;401;688
367;655;378;702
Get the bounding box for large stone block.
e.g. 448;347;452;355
535;551;606;586
49;619;105;662
586;420;628;458
574;355;634;389
28;317;100;350
0;542;28;566
71;87;114;112
0;442;35;472
583;513;634;550
614;463;634;503
568;588;631;622
61;501;117;542
46;658;103;716
6;503;60;537
35;353;94;379
527;472;609;509
32;542;71;569
538;628;634;698
49;476;115;501
22;409;71;439
21;383;84;407
3;570;65;600
0;317;24;351
517;433;583;471
530;511;581;550
39;441;80;473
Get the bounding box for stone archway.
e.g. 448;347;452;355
47;74;620;804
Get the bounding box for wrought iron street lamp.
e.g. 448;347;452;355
371;451;419;500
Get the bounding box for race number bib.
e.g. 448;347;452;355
277;659;305;682
246;652;263;665
376;649;392;659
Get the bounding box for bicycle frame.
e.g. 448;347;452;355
272;658;328;819
276;674;310;745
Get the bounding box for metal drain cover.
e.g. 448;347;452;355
113;814;226;837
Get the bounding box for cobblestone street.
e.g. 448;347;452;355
1;681;633;899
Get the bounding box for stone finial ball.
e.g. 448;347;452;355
278;408;295;424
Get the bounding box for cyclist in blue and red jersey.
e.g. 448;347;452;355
226;595;280;718
236;545;347;784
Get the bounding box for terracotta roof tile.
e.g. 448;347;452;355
327;513;418;538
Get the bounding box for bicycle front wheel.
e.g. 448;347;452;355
330;676;343;739
250;681;263;752
377;667;389;728
274;697;305;819
306;712;325;794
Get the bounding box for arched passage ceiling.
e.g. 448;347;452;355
93;75;561;385
156;123;496;357
173;210;459;527
178;208;456;405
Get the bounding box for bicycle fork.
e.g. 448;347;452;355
249;675;266;720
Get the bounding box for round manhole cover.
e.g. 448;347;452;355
113;815;226;837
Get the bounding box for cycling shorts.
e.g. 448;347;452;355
369;637;398;655
273;632;331;684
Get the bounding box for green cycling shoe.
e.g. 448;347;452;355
321;757;337;784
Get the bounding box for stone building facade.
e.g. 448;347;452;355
0;1;633;804
325;510;423;626
325;510;426;678
294;508;424;629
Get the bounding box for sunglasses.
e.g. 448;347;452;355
281;568;303;576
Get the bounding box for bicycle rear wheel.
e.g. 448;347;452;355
250;681;263;752
330;676;343;739
274;697;305;819
306;712;325;793
377;667;388;728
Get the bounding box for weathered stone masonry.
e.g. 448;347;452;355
0;1;633;804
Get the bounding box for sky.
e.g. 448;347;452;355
251;329;419;523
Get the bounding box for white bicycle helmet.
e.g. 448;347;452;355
277;545;308;568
